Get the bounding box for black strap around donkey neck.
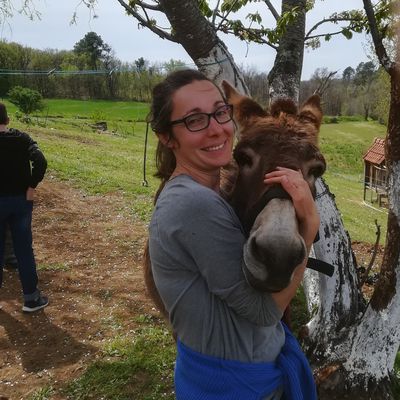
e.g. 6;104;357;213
243;185;335;278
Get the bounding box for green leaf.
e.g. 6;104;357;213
198;0;213;18
221;0;248;13
247;12;262;24
341;29;353;40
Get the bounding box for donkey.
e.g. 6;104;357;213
143;82;327;321
221;81;326;292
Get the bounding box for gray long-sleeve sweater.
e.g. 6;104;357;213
149;174;285;363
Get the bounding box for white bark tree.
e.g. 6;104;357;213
116;0;249;94
308;2;400;398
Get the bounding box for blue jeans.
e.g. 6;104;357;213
0;195;39;301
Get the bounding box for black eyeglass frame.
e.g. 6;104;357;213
170;104;234;133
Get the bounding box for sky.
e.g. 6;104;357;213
0;0;373;80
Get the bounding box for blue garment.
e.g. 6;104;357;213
175;323;317;400
0;195;39;301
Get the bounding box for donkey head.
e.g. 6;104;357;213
222;81;326;292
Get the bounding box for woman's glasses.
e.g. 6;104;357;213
170;104;233;132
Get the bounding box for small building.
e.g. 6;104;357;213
363;137;387;206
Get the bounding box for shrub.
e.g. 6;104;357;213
7;86;45;116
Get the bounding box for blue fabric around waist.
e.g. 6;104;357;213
175;323;317;400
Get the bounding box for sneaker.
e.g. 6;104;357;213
4;262;18;270
22;296;49;313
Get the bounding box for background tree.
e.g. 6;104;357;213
342;66;356;84
371;67;391;123
73;31;110;70
73;31;114;98
353;60;378;120
134;57;147;73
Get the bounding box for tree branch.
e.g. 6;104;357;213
135;0;162;11
306;30;345;40
115;0;176;42
362;0;394;73
263;0;280;21
358;219;381;289
215;0;241;32
220;25;278;50
211;0;221;26
313;70;338;96
305;17;363;40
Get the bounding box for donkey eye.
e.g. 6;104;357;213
234;151;253;167
309;163;325;178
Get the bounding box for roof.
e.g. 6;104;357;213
363;137;386;166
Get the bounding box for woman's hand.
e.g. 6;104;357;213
263;167;319;249
26;187;35;201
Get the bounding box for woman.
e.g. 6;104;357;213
147;69;319;400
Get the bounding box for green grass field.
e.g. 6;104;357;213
4;98;149;121
5;98;392;399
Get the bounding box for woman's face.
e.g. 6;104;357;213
167;80;234;174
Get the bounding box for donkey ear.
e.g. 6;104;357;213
298;94;323;130
221;80;267;128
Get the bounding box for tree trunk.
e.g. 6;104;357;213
306;34;400;400
268;0;306;102
302;178;362;362
159;0;249;95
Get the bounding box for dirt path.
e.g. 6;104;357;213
0;178;153;400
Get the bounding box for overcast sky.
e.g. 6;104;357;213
1;0;372;79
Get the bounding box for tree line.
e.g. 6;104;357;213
0;32;390;124
0;32;181;103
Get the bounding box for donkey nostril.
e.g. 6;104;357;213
250;237;260;259
250;236;274;265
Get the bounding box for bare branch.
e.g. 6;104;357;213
305;17;363;40
135;0;162;11
263;0;280;21
115;0;176;42
212;0;221;26
313;70;338;96
358;219;381;289
362;0;394;73
306;30;345;40
219;26;278;50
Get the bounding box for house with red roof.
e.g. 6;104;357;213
362;137;387;206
